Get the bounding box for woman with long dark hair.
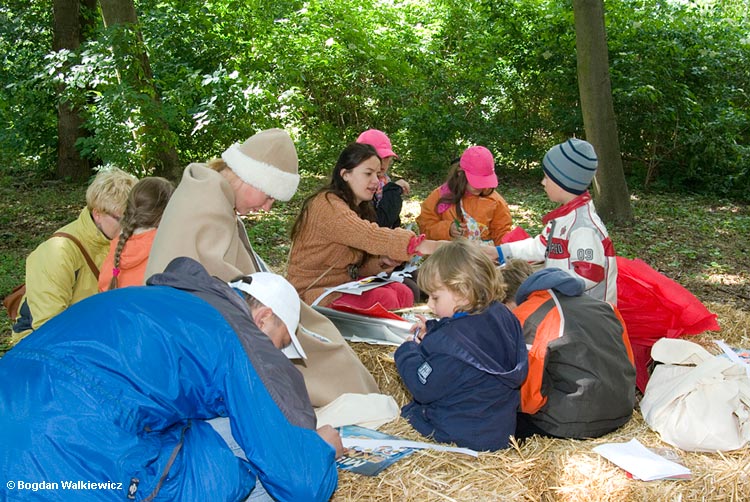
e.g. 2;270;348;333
288;143;441;310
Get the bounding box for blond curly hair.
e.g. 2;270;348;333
417;239;507;314
86;167;137;216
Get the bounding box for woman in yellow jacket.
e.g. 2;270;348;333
417;146;512;246
11;168;136;343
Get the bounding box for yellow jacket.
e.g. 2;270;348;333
11;208;109;343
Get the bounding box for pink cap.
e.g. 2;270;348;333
356;129;398;159
460;146;497;189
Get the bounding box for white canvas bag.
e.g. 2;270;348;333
640;338;750;452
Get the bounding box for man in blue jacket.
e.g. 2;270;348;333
0;257;339;501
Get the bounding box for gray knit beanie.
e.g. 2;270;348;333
542;138;598;195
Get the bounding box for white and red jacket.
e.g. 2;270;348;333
500;192;618;304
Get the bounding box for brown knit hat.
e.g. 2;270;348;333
221;128;300;201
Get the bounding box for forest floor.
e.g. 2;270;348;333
3;168;747;342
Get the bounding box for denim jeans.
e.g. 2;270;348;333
208;417;275;502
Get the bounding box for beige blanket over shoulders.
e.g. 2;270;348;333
146;164;378;406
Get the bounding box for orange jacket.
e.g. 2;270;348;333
513;281;635;438
99;228;157;291
416;187;512;245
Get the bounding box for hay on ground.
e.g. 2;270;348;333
335;303;750;501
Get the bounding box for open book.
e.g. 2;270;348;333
311;265;418;307
336;425;416;476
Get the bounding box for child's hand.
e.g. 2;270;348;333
449;221;466;239
410;315;428;343
395;179;411;195
479;245;500;262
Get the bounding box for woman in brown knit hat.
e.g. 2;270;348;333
288;142;443;311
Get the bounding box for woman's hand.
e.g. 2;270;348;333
415;239;448;256
379;256;401;269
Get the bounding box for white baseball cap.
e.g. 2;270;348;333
229;272;306;359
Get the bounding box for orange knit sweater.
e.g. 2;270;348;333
287;192;415;305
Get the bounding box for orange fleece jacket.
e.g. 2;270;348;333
417;188;512;245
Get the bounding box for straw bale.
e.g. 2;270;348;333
336;301;750;501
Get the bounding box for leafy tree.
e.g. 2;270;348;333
573;0;632;223
0;0;747;201
606;0;750;198
53;0;97;181
0;0;56;175
98;0;180;179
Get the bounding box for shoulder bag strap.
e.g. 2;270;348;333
52;231;100;278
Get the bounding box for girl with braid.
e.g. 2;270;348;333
98;177;175;291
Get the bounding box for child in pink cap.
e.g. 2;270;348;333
417;146;513;246
356;129;411;229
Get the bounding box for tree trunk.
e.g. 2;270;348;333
98;0;182;180
53;0;91;181
572;0;633;223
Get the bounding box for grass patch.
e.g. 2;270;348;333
2;172;749;352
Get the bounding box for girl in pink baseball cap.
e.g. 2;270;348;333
355;129;412;230
417;146;513;246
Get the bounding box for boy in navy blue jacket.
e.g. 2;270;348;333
394;240;528;451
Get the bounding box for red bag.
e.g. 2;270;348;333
616;257;720;391
501;226;531;243
3;283;26;320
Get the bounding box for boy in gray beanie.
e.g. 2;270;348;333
496;138;618;304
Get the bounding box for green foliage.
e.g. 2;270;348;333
607;0;750;199
0;1;56;175
49;22;183;175
0;0;748;199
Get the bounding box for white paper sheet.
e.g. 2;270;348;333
593;439;691;481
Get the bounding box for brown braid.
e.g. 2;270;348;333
435;160;468;221
107;177;175;290
109;219;136;290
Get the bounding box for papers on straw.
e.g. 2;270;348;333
342;437;478;458
593;439;691;481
